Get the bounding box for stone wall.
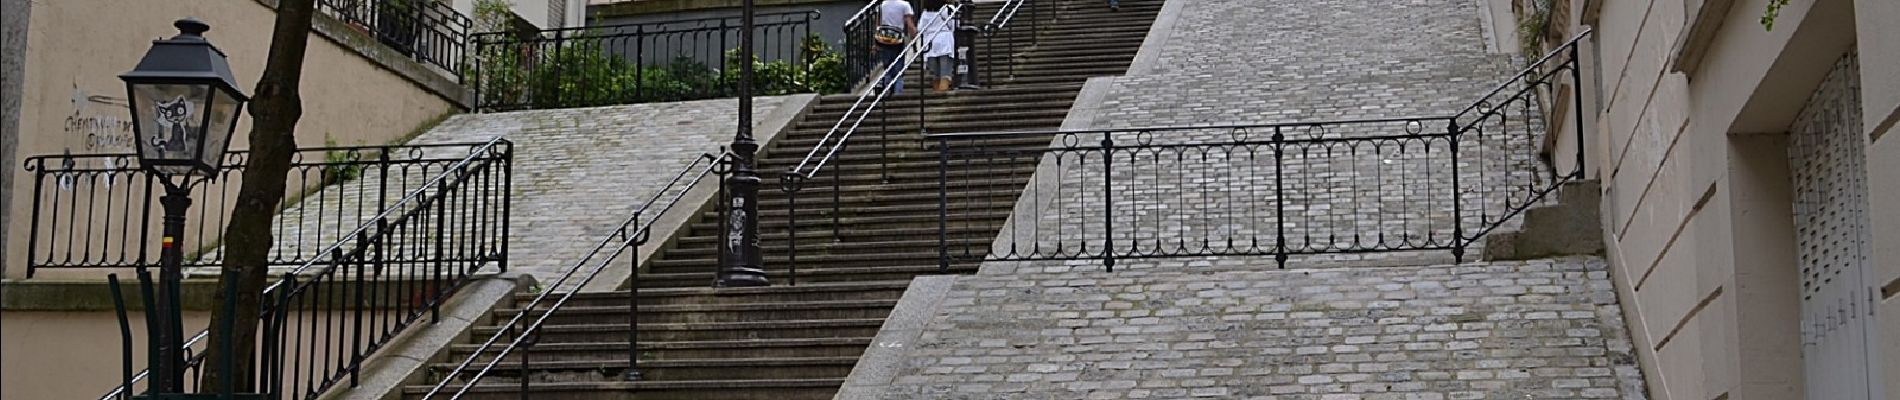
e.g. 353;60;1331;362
0;0;28;279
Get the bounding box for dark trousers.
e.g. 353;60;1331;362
875;43;906;94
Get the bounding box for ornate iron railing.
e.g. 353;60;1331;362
929;31;1591;270
24;142;509;278
464;12;819;111
421;152;729;399
95;138;513;400
840;0;883;87
318;0;471;74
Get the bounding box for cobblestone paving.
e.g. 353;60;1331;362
878;257;1646;399
191;98;785;287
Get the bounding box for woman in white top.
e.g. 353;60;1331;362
917;0;959;93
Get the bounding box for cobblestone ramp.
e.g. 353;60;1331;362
402;0;1168;398
876;257;1647;399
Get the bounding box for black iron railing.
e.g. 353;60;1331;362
930;31;1591;270
24;142;510;278
421;152;729;399
464;12;819;111
840;0;882;87
318;0;471;74
778;2;968;283
973;0;1050;85
96;138;513;400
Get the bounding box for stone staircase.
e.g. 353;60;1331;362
401;0;1163;398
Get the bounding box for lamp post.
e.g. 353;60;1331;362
119;18;249;396
717;0;770;287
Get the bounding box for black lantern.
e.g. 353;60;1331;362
110;18;252;398
121;18;248;178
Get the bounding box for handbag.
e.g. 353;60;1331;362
874;25;907;46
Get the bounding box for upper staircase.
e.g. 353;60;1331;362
403;0;1163;398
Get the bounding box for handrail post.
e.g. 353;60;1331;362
349;241;366;389
785;177;801;286
1568;41;1586;179
432;171;450;323
625;215;644;381
1272;127;1288;269
832;142;844;241
938;137;951;273
108;274;133;400
1101;135;1115;272
501;143;514;272
1448;120;1466;263
24;163;45;278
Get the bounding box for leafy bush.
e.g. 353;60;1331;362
470;32;849;110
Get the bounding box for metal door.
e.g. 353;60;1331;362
1789;53;1878;400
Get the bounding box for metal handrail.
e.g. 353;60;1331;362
790;3;965;178
98;137;513;400
988;0;1027;27
420;152;731;399
924;116;1460;139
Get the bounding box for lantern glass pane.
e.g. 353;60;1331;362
201;88;243;169
130;83;211;174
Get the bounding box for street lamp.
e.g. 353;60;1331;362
119;17;249;395
717;0;770;288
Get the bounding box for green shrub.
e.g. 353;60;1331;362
469;32;848;109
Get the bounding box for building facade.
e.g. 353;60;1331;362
0;1;492;398
1530;0;1899;398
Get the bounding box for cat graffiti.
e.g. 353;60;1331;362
150;95;196;152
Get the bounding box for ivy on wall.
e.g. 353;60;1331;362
1761;0;1791;30
1515;0;1556;60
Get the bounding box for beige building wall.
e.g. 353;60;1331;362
1570;0;1896;398
1856;0;1900;398
2;0;466;279
2;306;401;400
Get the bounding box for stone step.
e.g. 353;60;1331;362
638;264;982;288
800;99;1076;121
679;210;1013;235
655;236;995;259
402;379;842;400
469;318;887;343
432;356;859;383
448;337;873;363
643;249;955;270
493;299;898;325
790;108;1070;131
521;281;912;308
669;224;1010;246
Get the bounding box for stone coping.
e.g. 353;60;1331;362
252;0;474;109
0;273;495;312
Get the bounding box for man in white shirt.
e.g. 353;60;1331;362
875;0;915;94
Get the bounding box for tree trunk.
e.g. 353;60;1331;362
200;0;317;391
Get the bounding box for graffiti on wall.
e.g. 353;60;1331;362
64;85;135;152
